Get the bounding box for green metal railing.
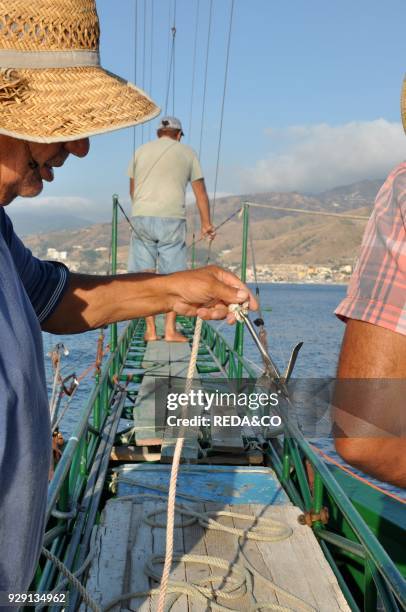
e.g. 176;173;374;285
36;319;140;593
200;320;257;380
266;409;405;611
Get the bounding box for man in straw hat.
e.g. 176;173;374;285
0;0;257;593
332;78;406;487
128;115;216;343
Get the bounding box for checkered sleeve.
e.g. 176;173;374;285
335;163;406;335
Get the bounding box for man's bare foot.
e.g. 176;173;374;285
144;332;161;342
164;331;189;343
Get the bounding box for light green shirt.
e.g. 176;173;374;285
127;137;203;218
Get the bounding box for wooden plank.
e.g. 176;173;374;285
230;503;280;608
277;505;350;611
82;499;133;611
203;502;248;611
151;498;188;611
253;504;318;610
133;375;167;446
160;357;201;464
110;445;161;462
128;500;154;611
198;451;263;465
169;341;192;378
253;504;350;611
142;340;170;375
181;501;211;612
134;339;193;448
210;400;245;452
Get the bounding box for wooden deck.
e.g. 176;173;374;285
130;333;253;462
132;339;194;448
82;497;350;611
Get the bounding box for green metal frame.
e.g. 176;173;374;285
233;203;249;379
35;319;141;593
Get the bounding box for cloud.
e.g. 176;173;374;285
241;119;406;193
13;195;96;216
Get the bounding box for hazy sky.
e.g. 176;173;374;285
11;0;406;222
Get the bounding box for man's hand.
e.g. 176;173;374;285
163;265;257;321
43;266;257;334
201;222;216;241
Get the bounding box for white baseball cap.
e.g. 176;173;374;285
158;116;184;135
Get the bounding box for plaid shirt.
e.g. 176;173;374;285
335;162;406;335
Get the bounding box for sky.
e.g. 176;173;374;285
11;0;406;222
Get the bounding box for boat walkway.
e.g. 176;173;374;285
123;325;264;465
82;327;352;610
82;468;350;611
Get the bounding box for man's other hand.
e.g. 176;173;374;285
201;222;216;241
165;265;257;321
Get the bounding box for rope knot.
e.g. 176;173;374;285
228;301;249;322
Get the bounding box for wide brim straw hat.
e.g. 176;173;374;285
402;76;406;135
0;0;160;143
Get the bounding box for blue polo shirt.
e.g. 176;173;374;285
0;209;69;593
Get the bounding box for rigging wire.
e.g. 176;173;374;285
165;0;172;98
211;0;235;224
187;0;200;144
172;0;177;115
148;0;154;141
141;0;147;144
205;0;235;265
132;0;138;156
164;1;177;115
246;202;369;221
198;0;213;159
188;0;201;263
187;206;242;251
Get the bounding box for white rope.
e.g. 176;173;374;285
157;315;203;611
228;300;249;322
41;547;101;612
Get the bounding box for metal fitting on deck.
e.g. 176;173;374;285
298;507;329;527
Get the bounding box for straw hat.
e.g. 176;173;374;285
0;0;160;143
402;76;406;135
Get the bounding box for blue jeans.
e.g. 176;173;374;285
127;216;187;274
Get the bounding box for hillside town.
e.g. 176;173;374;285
43;246;352;284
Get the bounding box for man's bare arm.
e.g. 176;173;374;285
129;177;134;199
333;319;406;486
42;266;257;334
191;178;215;239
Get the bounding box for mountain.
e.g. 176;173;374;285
7;210;94;236
21;178;382;279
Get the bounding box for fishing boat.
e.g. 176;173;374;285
32;196;405;612
25;1;405;608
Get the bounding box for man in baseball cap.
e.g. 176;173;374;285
127;116;216;342
158;116;185;136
